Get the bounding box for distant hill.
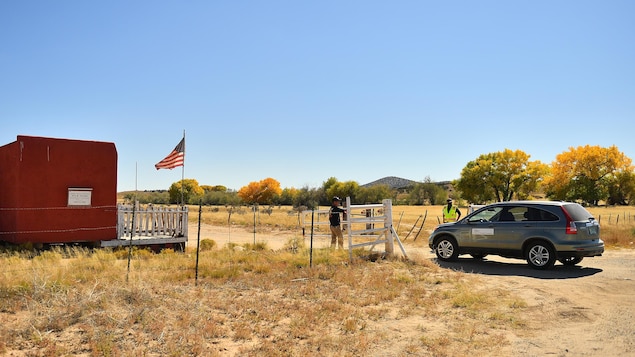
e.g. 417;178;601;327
362;176;453;190
361;176;419;189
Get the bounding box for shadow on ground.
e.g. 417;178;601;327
434;257;603;279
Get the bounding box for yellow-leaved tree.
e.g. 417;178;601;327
544;145;634;205
169;179;204;204
237;177;282;204
456;149;549;203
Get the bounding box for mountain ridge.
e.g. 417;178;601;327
361;176;419;189
362;176;452;189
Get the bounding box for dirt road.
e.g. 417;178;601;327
190;223;635;356
430;250;635;356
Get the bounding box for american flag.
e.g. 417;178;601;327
155;138;185;170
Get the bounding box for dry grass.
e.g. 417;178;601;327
1;204;633;356
2;244;526;356
585;206;635;248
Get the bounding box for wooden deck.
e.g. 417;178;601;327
101;204;188;248
100;235;187;248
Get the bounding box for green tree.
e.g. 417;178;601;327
545;145;634;205
456;149;548;203
293;186;321;209
607;171;635;205
278;187;298;206
455;158;494;204
201;190;240;205
138;190;169;204
408;179;446;205
320;177;338;205
606;170;635;205
356;184;394;204
323;177;338;192
325;180;360;204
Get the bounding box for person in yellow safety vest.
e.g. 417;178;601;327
442;198;462;223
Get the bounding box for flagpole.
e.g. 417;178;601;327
181;130;185;206
135;161;138;207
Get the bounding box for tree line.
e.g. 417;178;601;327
456;145;634;205
124;145;635;207
123;176;447;209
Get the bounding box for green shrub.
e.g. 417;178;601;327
199;239;217;251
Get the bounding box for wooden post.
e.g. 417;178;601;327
383;199;394;256
413;210;428;241
403;215;422;241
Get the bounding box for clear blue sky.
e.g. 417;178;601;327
2;1;634;192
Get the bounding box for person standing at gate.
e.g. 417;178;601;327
442;198;462;223
329;196;347;249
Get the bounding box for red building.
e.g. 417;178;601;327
0;135;118;246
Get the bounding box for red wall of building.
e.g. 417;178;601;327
0;135;118;245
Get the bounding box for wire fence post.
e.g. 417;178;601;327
310;209;314;268
126;201;136;283
195;200;202;286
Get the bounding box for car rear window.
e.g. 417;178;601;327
562;203;594;221
522;207;558;221
505;206;558;221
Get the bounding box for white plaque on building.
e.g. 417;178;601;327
68;188;92;206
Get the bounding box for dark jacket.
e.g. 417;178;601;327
329;205;346;226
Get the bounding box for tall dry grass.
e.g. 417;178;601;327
585;206;635;248
1;243;526;356
1;203;633;355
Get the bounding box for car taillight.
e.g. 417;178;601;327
561;207;578;234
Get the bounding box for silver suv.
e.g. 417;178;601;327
428;201;604;269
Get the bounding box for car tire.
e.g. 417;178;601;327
434;237;459;261
559;256;583;266
525;241;556;270
470;254;488;260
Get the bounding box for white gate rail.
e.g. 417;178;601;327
301;198;407;260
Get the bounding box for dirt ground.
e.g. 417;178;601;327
191;223;635;356
434;250;635;356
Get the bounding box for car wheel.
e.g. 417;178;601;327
525;242;556;269
434;237;459;261
559;256;583;266
470;254;488;260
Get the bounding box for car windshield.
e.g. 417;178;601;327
468;207;502;222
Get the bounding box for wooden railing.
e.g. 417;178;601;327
117;204;188;239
